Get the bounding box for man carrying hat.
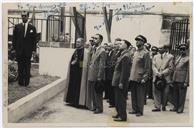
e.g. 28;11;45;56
129;35;150;116
170;43;189;113
152;44;174;112
12;11;37;86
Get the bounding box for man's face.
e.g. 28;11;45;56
119;41;127;50
93;35;101;46
89;39;94;46
136;40;144;49
114;40;121;50
152;50;157;55
21;14;29;23
180;47;186;55
158;47;165;54
76;38;84;48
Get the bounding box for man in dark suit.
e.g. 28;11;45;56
87;34;106;114
12;11;37;86
112;40;132;121
129;35;150;117
170;44;189;113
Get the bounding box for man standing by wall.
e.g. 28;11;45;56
129;35;150;117
12;11;37;86
170;44;189;113
152;45;174;112
88;34;106;114
64;38;86;108
112;40;132;121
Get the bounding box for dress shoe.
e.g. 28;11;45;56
112;114;119;118
109;105;114;108
170;108;177;112
90;108;96;111
94;109;103;114
129;111;137;114
136;113;143;117
113;117;127;122
177;111;183;114
162;107;166;111
152;108;161;112
18;83;24;86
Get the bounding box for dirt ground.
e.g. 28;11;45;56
8;64;59;105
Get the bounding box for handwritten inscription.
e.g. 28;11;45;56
92;3;155;30
17;3;155;30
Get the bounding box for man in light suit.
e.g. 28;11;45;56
152;45;174;112
112;40;132;121
12;11;37;86
88;34;106;114
129;35;150;117
170;44;189;113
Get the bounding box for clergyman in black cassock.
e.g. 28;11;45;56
64;38;85;108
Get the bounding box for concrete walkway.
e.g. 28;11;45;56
18;91;191;126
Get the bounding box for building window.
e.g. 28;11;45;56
161;15;187;30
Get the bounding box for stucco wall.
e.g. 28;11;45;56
39;47;75;78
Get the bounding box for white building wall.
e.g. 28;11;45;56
86;14;163;47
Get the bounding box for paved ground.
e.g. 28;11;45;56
18;91;191;126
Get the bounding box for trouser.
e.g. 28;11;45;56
130;81;146;114
173;82;187;113
106;80;115;106
114;86;127;120
86;81;95;110
93;81;103;111
147;78;153;98
153;83;170;109
144;79;153;103
104;80;109;99
17;55;31;86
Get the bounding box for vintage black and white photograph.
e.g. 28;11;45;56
2;1;193;127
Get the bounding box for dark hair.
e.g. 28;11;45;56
123;40;131;49
145;43;151;49
115;38;122;41
21;11;29;17
96;34;103;42
151;46;158;52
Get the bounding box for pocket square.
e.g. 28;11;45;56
30;30;33;33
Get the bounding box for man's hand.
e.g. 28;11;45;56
32;51;36;55
157;72;162;78
141;79;146;84
119;83;123;89
183;83;188;88
97;78;102;82
169;83;174;87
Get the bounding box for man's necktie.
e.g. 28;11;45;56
161;54;163;59
23;23;25;37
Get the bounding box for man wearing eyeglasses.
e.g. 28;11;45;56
87;34;106;114
12;11;37;86
170;43;189;113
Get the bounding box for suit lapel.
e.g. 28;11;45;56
93;47;102;62
25;24;30;37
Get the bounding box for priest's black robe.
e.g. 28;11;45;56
64;48;84;107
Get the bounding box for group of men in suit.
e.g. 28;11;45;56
85;33;189;121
